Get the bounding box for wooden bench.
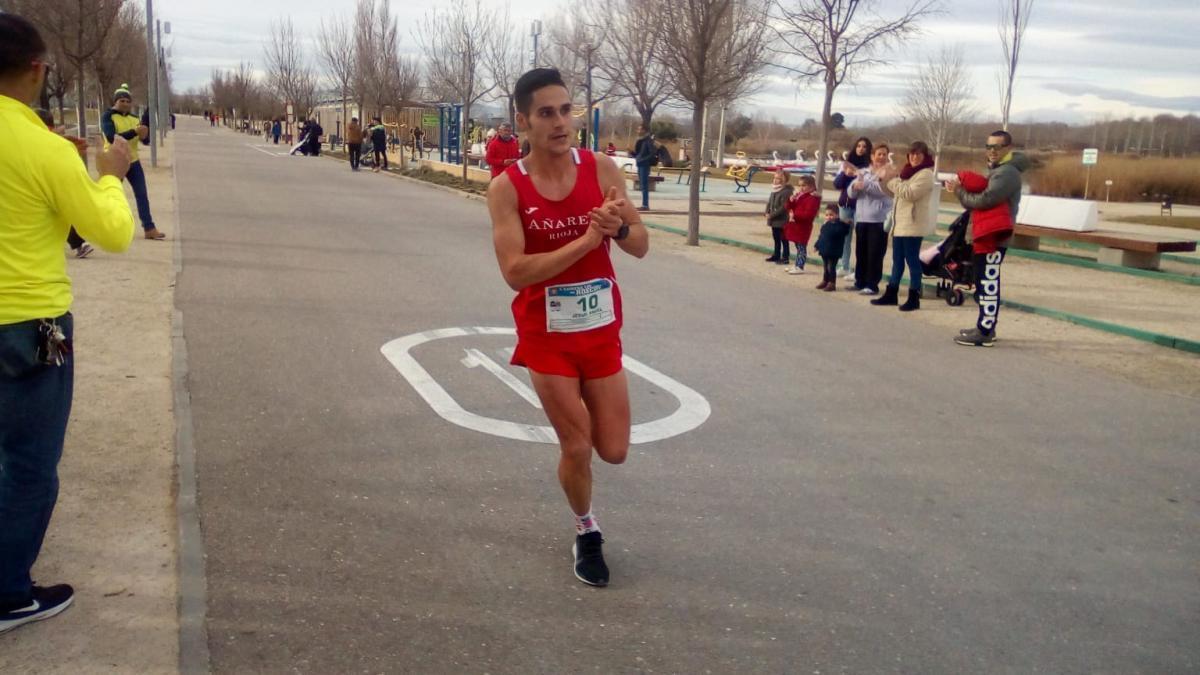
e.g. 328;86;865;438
656;166;708;192
1012;224;1197;270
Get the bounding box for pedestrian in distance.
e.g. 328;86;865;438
411;125;424;159
0;13;136;636
34;108;93;259
304;118;323;157
487;68;649;588
833;137;872;279
346;117;364;171
632;124;656;211
785;174;821;275
763;169;794;265
847;143;894;295
102;83;165;240
485;121;521;179
945;130;1030;347
271;118;282;145
815;203;851;291
369;117;388;172
873;141;937;312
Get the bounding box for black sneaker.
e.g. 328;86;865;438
0;584;74;635
959;327;1000;342
955;328;995;347
572;532;609;587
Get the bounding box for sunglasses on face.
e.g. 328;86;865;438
985;143;1009;151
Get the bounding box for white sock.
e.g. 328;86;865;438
574;510;601;535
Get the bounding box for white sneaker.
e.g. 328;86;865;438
787;267;804;275
859;287;877;296
843;273;856;281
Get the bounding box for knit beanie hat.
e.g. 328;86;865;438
113;83;132;102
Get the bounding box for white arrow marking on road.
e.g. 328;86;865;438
461;348;543;409
380;327;710;445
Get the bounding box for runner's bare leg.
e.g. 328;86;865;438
582;371;631;465
530;372;595;516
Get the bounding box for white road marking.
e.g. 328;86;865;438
461;348;543;409
380;327;711;445
245;144;287;157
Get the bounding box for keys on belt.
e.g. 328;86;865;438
37;319;72;366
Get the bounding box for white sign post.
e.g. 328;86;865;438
1082;148;1099;200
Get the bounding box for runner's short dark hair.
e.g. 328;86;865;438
989;130;1013;146
0;14;47;79
515;68;567;115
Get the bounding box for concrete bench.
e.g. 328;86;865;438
1010;195;1195;269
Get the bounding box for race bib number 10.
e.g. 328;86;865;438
545;278;616;333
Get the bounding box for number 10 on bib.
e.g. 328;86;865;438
545;278;616;333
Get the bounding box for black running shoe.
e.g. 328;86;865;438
955;328;995;347
0;584;74;635
572;532;609;587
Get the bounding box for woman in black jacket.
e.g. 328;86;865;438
764;170;795;264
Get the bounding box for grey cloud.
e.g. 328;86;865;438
1042;83;1200;112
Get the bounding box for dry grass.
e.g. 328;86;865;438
1030;156;1200;203
1113;216;1200;231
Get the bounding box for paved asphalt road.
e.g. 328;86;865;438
174;118;1198;674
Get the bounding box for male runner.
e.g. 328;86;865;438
488;69;649;587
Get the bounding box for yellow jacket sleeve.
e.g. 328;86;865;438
42;145;135;253
886;169;934;202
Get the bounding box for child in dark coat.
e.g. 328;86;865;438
815;203;851;291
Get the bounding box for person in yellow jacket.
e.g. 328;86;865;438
101;83;165;239
0;14;135;635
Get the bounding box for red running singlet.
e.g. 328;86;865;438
506;148;623;376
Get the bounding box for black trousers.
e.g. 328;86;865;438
854;222;888;291
66;228;85;250
823;257;840;283
373;145;388;169
973;248;1007;334
771;227;790;260
348;143;362;169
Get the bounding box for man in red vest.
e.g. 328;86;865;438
485;121;521;179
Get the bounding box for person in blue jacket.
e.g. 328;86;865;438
101;84;165;239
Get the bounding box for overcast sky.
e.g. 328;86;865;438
156;0;1200;126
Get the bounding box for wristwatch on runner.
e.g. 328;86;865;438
615;223;630;240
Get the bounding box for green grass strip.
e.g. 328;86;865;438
644;220;1200;355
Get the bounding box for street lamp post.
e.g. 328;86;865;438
530;21;542;68
145;0;157;167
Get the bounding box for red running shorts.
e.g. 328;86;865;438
510;339;623;380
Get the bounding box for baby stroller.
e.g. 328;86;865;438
920;210;974;306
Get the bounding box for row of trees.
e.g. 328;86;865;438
197;0;1040;244
7;0;157;140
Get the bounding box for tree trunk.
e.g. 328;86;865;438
686;100;705;247
75;75;88;165
814;77;835;193
639;106;652;132
341;90;348;151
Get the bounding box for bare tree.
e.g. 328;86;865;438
317;14;355;146
486;3;527;126
264;17;313;129
771;0;939;189
656;0;772;245
997;0;1033;131
901;45;976;161
585;0;677;131
92;1;147;108
415;0;498;180
24;0;127;139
